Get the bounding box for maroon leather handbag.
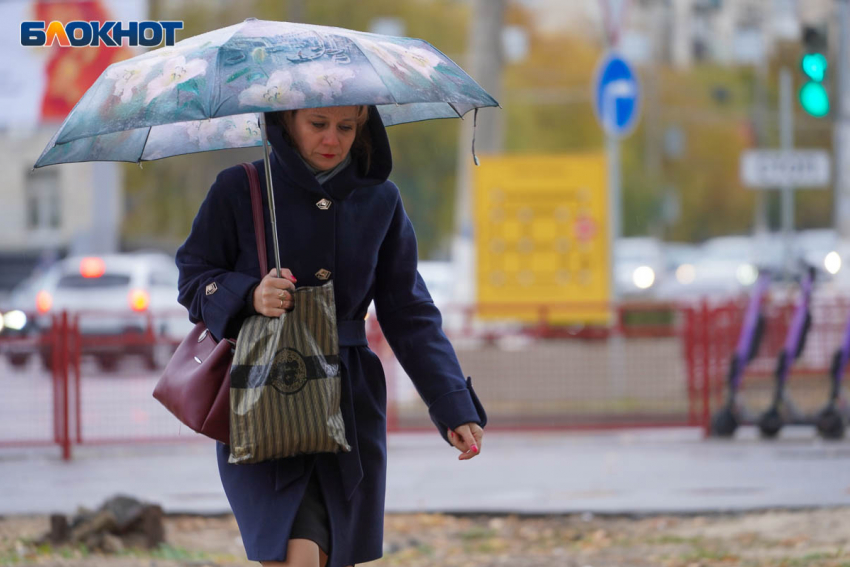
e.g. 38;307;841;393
153;162;268;444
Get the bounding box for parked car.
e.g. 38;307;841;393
654;242;702;301
793;228;843;279
2;252;192;371
614;237;666;299
0;270;52;367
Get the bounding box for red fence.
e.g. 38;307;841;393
685;295;848;434
1;297;842;459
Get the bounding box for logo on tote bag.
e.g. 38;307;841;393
270;348;309;395
21;20;183;47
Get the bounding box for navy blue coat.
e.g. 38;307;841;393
175;107;487;567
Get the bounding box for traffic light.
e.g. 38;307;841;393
799;26;829;117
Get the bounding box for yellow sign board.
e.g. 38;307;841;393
474;153;609;324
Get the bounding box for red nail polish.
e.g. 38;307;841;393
471;445;478;452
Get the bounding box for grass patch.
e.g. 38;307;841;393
784;551;844;567
681;545;738;562
414;543;435;556
0;541;90;566
645;534;702;546
459;526;498;540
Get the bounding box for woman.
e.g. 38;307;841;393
175;104;487;567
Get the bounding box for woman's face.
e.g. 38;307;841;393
287;106;360;171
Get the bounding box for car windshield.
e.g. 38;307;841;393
702;239;753;262
57;274;131;289
615;241;660;262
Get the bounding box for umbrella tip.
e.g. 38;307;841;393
471;108;480;166
244;17;257;22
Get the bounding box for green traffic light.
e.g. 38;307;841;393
800;81;830;116
801;53;828;82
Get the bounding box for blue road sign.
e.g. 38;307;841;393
593;52;641;137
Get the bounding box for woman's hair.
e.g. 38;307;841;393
265;106;372;174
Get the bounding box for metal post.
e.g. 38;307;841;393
779;68;795;275
684;306;697;425
73;315;82;444
605;77;626;399
753;63;769;235
700;299;712;437
60;312;71;461
51;315;60;445
452;0;505;304
288;0;305;22
834;0;850;237
607;133;621;307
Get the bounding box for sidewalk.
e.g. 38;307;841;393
2;427;849;516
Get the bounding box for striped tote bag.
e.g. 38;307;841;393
227;281;351;464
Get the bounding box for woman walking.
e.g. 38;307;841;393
175;104;487;567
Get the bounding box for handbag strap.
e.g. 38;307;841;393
240;162;268;277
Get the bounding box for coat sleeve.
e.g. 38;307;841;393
175;167;261;342
374;188;487;446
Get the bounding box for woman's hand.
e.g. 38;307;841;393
448;422;483;461
253;268;297;317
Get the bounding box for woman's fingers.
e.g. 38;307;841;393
255;268;297;316
449;423;483;461
267;268;297;282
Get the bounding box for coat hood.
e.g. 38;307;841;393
265;106;393;201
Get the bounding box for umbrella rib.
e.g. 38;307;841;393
349;39;400;106
209;22;246;118
138;126;153;163
447;102;464;119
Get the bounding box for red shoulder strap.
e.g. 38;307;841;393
240;162;268;277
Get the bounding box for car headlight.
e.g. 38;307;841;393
632;266;655;290
3;310;27;331
736;263;758;286
676;263;696;285
825;251;842;275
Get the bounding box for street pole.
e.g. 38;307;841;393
288;0;305;23
606;115;621;308
834;0;850;237
753;62;769;236
780;68;795;275
452;0;505;303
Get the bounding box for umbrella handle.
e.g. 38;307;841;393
258;113;283;279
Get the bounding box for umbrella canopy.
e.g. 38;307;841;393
34;18;498;168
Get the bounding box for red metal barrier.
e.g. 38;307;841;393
685;294;847;434
6;295;839;457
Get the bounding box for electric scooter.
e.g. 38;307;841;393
710;271;771;437
813;309;850;440
757;266;816;438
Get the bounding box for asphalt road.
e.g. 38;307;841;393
1;428;848;517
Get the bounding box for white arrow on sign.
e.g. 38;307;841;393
740;150;831;188
602;79;637;133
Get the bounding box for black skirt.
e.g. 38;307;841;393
289;469;331;555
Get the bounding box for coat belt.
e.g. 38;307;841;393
338;319;367;347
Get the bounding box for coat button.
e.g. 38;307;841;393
315;269;331;280
316;198;332;210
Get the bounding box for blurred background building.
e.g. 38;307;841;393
0;0;845;299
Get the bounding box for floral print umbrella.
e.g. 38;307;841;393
34;18;498;168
